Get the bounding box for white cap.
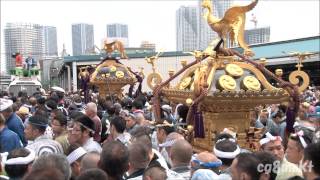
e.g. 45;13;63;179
67;147;87;164
5;148;35;165
0;98;13;111
161;104;172;113
51;86;65;93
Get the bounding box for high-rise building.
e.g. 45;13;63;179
4;23;44;73
72;23;94;56
106;23;129;47
244;27;270;45
197;0;233;50
140;41;156;50
43;26;58;56
176;6;198;52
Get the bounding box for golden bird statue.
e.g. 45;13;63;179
103;40;128;59
202;0;258;57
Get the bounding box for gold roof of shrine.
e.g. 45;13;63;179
90;58;137;98
90;59;136;85
162;55;291;111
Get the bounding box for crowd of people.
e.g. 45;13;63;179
0;86;319;180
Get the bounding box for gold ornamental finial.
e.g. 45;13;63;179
185;50;204;62
289;52;315;71
286;51;313;93
181;60;187;67
259;58;267;66
167;69;175;88
103;40;128;59
185;38;221;62
145;51;164;90
168;69;175;77
145;51;163;71
138;67;145;79
202;0;258;57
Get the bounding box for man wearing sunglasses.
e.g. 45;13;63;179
68;115;101;153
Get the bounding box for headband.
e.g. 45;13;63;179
216;138;236;144
159;139;177;148
191;154;222;168
5;149;35;165
67;147;87;164
76;121;95;133
74;102;82;106
28;119;48;127
292;130;308;148
222;128;237;139
293;121;316;132
45;104;53;111
213;146;241;159
156;121;174;128
259;132;282;146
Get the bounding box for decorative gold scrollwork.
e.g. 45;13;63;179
288;70;310;93
147;72;163;90
194;68;207;95
179;76;192;90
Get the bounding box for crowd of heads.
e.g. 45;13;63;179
0;86;319;180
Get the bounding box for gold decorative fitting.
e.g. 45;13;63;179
217;75;236;91
145;51;164;89
181;60;187;67
225;64;244;78
169;69;175;76
147;72;162;90
242;76;261;91
289;70;310;93
179;77;192;90
187;125;194;132
186;98;193;106
115;71;124;78
286;51;313;93
110;66;117;72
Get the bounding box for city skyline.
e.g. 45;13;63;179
43;26;58;56
4;23;45;73
1;0;319;72
106;23;129;47
72;23;95;56
244;26;270;45
176;6;198;51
